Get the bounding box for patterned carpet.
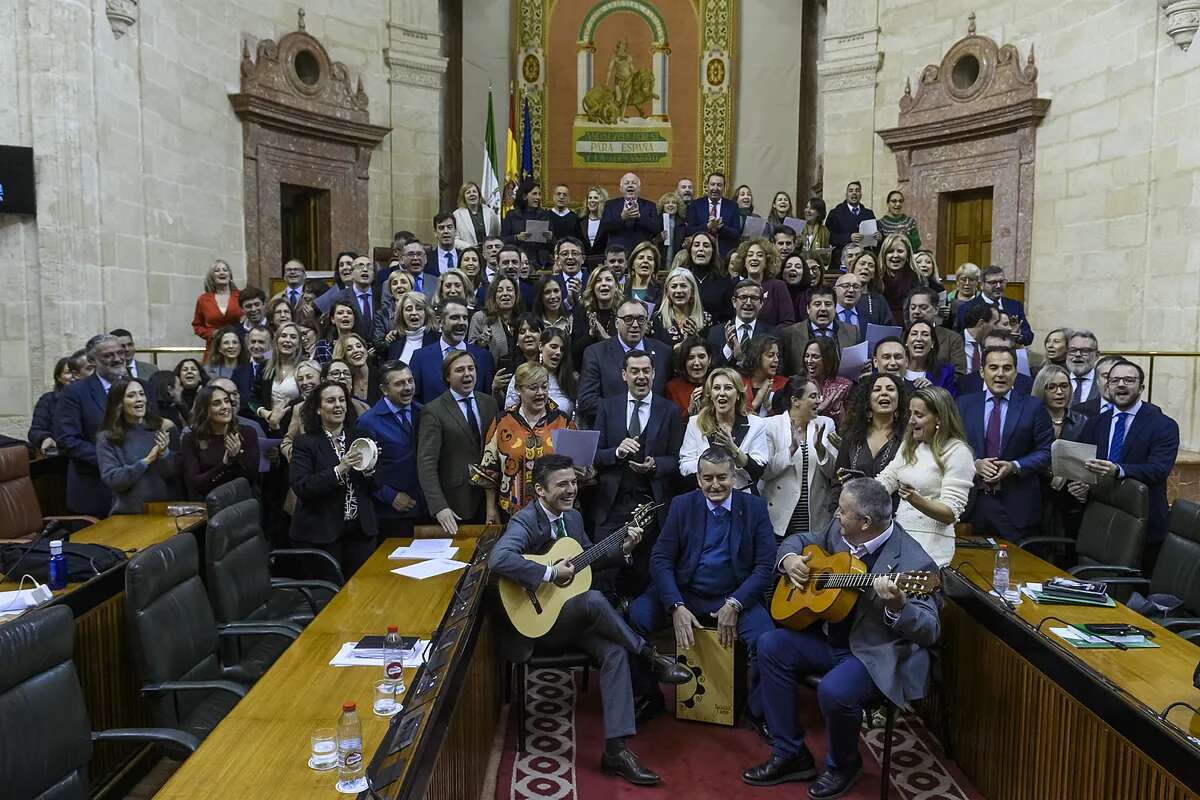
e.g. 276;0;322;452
497;668;984;800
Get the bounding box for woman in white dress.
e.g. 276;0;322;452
760;377;838;541
876;385;975;566
680;367;770;492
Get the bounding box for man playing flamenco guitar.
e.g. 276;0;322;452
490;454;691;786
743;477;941;798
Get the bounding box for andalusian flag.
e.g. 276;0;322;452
481;88;501;213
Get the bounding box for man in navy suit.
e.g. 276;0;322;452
955;266;1033;345
552;237;588;313
956;331;1034;396
825;181;875;273
356;362;425;535
407;298;494;404
474;244;535;309
425;212;461;277
684;171;742;260
628;446;777;720
1072;360;1180;568
705;279;777;366
576;299;672;428
957;346;1053;542
333;256;382;340
54;334;128;517
593;351;685;596
599;172;662;255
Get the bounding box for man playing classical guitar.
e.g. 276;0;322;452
489;454;691;787
743;477;941;799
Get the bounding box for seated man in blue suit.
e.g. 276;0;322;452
576;299;672;428
684;172;742;261
955;266;1033;346
957;345;1053;542
1072;360;1180;571
406;297;494;404
356;361;425;536
743;478;940;798
599;172;662;256
628;446;776;720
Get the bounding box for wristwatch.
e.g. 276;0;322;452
672;601;686;611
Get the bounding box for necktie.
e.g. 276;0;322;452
971;342;981;372
288;288;299;307
359;292;371;321
551;518;567;539
1109;412;1128;462
1072;377;1085;404
985;396;1004;458
711;506;730;542
445;251;454;271
628;398;644;437
396;407;411;431
460;396;480;443
851;205;859;216
815;326;831;338
839;309;852;325
739;324;751;345
710;201;717;221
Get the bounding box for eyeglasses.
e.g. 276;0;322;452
618;315;647;324
735;295;762;303
1108;376;1139;386
1066;347;1096;355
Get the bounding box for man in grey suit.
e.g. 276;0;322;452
416;350;498;535
110;328;158;381
906;288;968;374
489;455;691;786
780;286;858;375
742;478;941;799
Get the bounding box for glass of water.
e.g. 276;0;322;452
309;728;337;771
373;679;400;716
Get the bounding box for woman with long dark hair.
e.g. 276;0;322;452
798;197;830;252
678;230;734;323
766;191;794;229
502;177;553;267
147;370;191;430
469;274;524;367
664;337;713;419
28;357;74;453
532;275;571;333
802;337;853;426
173;358;210;414
314;298;363;364
780;253;816;324
831;374;909;510
180;383;259;499
740;333;787;417
205;326;248;379
98;378;181;514
904;320;957;395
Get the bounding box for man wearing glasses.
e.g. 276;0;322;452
1064;330;1102;404
954;265;1033;345
576;299;672;428
707;279;777;366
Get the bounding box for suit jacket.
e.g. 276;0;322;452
777;520;941;708
705;320;778;367
956;371;1033;397
407;341;495;405
452;205;501;250
424;246;463;277
599;197;662;255
1079;403;1180;541
957;390;1054;527
288;429;379;544
129;360;159;381
955;295;1034;346
760;414;837;537
934;327;968;374
576;337;672;427
855;293;895;327
28;391;58;447
651;490;776;612
416;389;498;521
825;201;875;270
780;321;859;375
53;375;113;517
593;393;683;521
548;209;580;242
334;285;383;340
684;197;742;259
356;399;426;522
1072;396;1109;419
576;215;609;262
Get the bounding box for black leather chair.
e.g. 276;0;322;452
205;477;254;517
0;605;198;799
125;534;299;742
1021;477;1149;574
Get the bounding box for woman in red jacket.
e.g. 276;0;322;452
192;259;242;355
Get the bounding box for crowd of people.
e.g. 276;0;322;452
26;171;1183;795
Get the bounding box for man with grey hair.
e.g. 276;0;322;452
1064;330;1101;404
600;171;662;255
55;334;129;516
743;477;940;798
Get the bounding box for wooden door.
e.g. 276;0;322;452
941;188;993;272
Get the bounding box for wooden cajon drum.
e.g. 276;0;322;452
674;627;746;726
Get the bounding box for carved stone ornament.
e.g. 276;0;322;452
105;0;138;39
1161;0;1200;51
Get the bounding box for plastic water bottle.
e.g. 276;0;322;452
993;543;1010;598
383;625;405;693
336;701;367;792
47;540;68;590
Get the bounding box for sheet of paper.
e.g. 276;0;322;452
1051;439;1099;485
391;558;468;580
257;437;282;473
866;323;903;356
524;219;552;242
551;428;601;468
408;538;453;553
329;640;430;667
388;545;458;560
1049;627;1158;649
858;218;879;248
1016;348;1031;376
782;216;805;234
741;216;768;240
837;340;869;380
0;585;52;612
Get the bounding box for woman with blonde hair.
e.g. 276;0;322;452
371;268;416;349
331;332;375;405
432;267;475;311
191;259;242;354
656;191;687;265
576;184;609;260
570;263;623;363
383;291;438;363
650;267;710;345
248;322;305;435
876;385;975;566
626;240;663;306
679;366;770;492
729;237;795;327
880;233;920;324
452;180;501;250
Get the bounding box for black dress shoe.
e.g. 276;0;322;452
646;649;692;685
601;746;660;786
742;750;818;786
808;764;864;799
635;692;667;725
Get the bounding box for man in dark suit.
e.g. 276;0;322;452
407;298;494;404
109;328;158;381
1072;354;1123;418
593;351;685;595
957;346;1053;542
474;244;535;309
599;172;662;255
684;171;742;260
705;279;777;367
906;288;967;373
552;237;587;313
489;454;690;786
424;212;461;277
397;240;436;299
55;334;128;516
548;183;580;241
576;299;672;427
356;362;425;535
416;350;498;535
780;286;858;374
744;478;940;797
1073;360;1180;568
956;331;1034;396
629;447;777;720
955;266;1033;345
825;180;875;273
1064;330;1103;404
273;259;307;309
334;256;382;340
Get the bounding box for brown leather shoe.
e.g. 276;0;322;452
646;648;692;685
601;746;660;786
742;750;818;786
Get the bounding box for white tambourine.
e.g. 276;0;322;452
348;438;379;471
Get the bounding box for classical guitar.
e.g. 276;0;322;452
770;544;941;631
499;502;661;639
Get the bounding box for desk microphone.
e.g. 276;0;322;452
0;519;65;586
1160;700;1200;723
951;560;1016;613
1034;614;1128;651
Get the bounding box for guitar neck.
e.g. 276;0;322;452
815;572;900;590
571;527;626;571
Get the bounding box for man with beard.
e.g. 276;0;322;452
577;299;672;428
406;298;494;404
1064;330;1102;404
675;176;694;208
1072;354;1123;418
780;286;858;374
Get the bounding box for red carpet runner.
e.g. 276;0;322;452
497;668;985;800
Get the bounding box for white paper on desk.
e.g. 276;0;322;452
329;640;430;668
1051;439;1099;485
524;219;553;243
741;216;768;240
0;584;53;612
388;545;458;560
858;219;879;248
552;428;600;468
1049;627;1149;647
837;341;869;380
866;323;903;356
391;558;468;580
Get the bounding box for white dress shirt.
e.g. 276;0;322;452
626;391;651;433
722;318;759;361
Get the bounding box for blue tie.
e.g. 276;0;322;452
396;407;410;431
1109;412;1128;463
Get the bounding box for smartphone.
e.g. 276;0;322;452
1083;623;1153;638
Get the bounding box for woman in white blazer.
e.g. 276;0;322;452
452;182;501;251
876;385;975;566
760;377;838;540
679;367;770;492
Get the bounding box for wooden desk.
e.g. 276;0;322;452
155;536;502;800
931;543;1200;800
